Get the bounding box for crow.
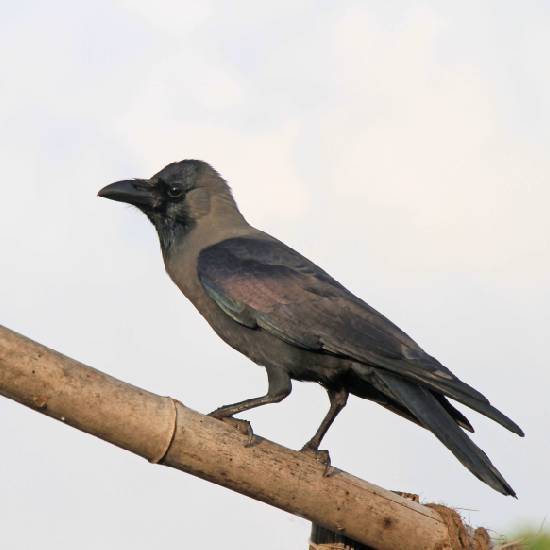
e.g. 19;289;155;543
98;159;523;496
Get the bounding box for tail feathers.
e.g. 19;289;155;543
369;354;524;437
374;370;517;497
429;379;524;437
434;393;474;433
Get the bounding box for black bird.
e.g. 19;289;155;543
99;159;523;496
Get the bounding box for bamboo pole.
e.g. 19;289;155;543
0;325;489;550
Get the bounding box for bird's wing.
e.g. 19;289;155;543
198;236;457;377
198;236;522;436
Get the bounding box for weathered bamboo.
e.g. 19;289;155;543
0;325;486;550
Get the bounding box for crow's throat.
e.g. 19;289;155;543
147;212;194;259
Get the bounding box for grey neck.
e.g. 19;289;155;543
157;190;253;264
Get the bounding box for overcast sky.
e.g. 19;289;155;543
1;2;549;548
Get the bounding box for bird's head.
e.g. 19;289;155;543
98;159;241;254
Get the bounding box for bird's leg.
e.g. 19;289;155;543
302;387;349;453
209;366;291;442
209;367;291;445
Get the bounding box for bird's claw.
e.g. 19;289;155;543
301;446;334;476
209;415;256;447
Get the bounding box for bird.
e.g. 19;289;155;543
98;159;523;497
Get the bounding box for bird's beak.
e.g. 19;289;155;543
98;179;155;208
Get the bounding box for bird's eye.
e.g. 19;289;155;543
166;186;184;199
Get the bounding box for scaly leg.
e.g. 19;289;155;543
302;387;349;451
209;365;292;418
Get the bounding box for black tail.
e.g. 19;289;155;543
425;376;524;437
369;355;524;437
355;367;517;496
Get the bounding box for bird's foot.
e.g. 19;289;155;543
301;445;333;476
209;414;256;447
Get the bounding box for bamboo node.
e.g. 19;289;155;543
149;397;178;464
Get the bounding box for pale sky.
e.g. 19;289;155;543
1;2;549;548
